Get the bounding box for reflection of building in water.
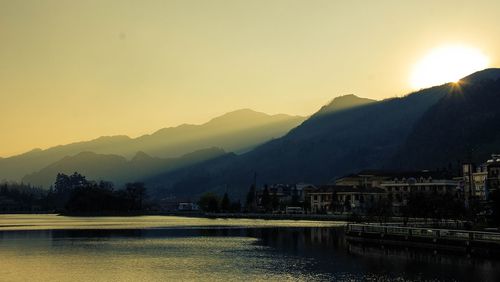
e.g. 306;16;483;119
347;241;485;266
309;227;331;245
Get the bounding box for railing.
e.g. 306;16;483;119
347;223;500;244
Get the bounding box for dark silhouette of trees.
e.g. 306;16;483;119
125;182;147;210
245;184;256;212
221;192;231;212
43;172;149;213
230;200;242;213
271;192;280;211
50;172;90;210
64;179;148;213
198;192;242;213
489;190;500;226
0;182;45;212
261;186;271;212
198;193;220;212
400;192;466;225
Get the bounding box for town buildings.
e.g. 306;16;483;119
251;154;499;216
462;154;500;202
308;185;385;214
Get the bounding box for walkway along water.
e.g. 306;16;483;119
346;223;500;257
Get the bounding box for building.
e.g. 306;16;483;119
462;154;500;201
309;186;335;213
256;183;317;212
472;164;488;200
333;169;459;215
335;170;393;189
308;185;385;214
486;154;500;195
379;175;460;213
295;183;317;203
178;202;199;211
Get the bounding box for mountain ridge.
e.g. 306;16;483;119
0;109;305;182
22;147;227;188
146;68;500;200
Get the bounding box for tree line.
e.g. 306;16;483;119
0;172;147;214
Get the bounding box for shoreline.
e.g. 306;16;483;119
1;211;468;227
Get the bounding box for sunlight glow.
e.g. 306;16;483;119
410;45;490;89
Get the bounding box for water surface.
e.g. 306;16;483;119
1;215;499;281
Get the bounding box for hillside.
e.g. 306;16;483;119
22;147;226;188
392;69;500;169
0;109;304;182
145;69;500;200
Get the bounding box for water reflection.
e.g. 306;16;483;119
1;218;500;281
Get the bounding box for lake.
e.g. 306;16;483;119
1;214;499;281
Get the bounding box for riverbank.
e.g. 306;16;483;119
346;223;500;257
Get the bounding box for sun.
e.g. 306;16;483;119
410;45;489;89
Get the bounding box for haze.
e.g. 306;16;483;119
1;0;500;157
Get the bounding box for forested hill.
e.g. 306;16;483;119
147;69;500;200
392;69;500;169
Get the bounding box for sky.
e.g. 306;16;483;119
1;0;500;157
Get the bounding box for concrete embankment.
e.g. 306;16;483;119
346;223;500;256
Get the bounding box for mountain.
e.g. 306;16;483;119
22;147;226;188
314;94;376;116
0;110;305;182
131;109;305;158
392;68;500;168
147;69;500;199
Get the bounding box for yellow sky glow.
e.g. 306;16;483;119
1;0;500;157
410;45;490;89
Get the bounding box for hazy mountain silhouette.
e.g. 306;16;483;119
0;109;304;182
146;69;500;199
22;147;226;187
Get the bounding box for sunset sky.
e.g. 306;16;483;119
1;0;499;157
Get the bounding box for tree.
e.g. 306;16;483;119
245;184;256;212
230;200;242;213
125;182;146;210
198;193;220;213
271;192;280;212
261;186;271;212
52;172;89;210
490;190;500;226
54;173;71;194
221;192;231;212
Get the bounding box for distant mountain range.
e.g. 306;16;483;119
22;148;226;188
0;109;305;185
145;68;500;200
6;68;500;200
